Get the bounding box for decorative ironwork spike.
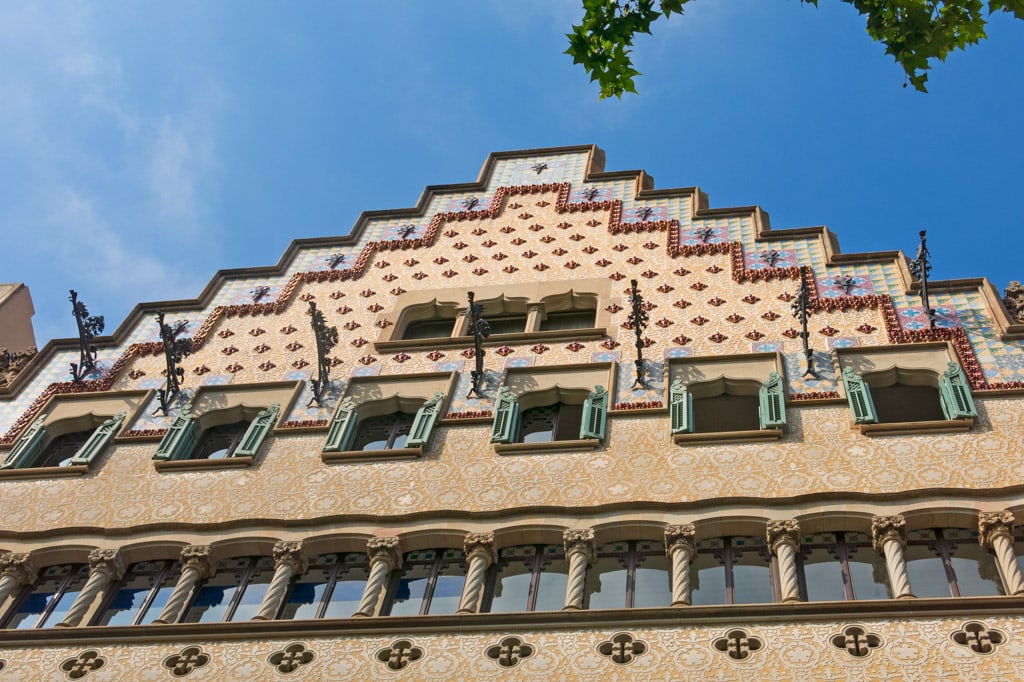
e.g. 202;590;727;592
154;312;191;414
69;289;104;383
627;279;650;388
467;291;491;399
909;230;936;330
791;274;816;377
307;301;339;407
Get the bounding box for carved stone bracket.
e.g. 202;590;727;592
0;552;36;585
367;536;402;571
88;549;125;581
272;540;308;574
766;520;800;551
463;532;496;565
1004;281;1024;323
871;514;907;552
978;510;1015;548
180;545;215;580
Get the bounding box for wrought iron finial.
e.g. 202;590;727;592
909;229;936;330
307;301;339;407
325;253;347;270
832;275;856;295
791;274;816;377
760;249;781;267
155;312;191;414
695;226;715;243
69;290;104;383
627;279;650;388
467;291;490;399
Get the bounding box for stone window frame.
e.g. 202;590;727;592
1;562;90;629
794;531;892;602
180;555;277;624
836;343;977;436
490;362;615;455
373;279;613;352
0;390;148;479
482;544;569;614
321;371;456;463
668;353;787;445
92;559;182;626
152;381;301;472
382;547;467;617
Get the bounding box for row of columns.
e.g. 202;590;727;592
1;510;1022;626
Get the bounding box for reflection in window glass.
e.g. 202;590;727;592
386;549;466;616
353;413;415;451
192;421;249;460
36;430;93;468
4;564;89;629
540;310;596;331
584;541;670;609
96;560;180;626
905;528;1004;598
488;545;568;613
691;537;772;605
283;553;370;620
797;532;890;601
183;556;275;623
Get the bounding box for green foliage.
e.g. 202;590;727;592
567;0;1024;96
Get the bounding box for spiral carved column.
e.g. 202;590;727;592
562;528;595;611
457;533;496;614
353;537;401;617
979;511;1024;595
153;545;215;624
872;515;914;599
56;549;124;627
767;520;801;603
253;541;308;620
665;524;696;606
0;553;36;607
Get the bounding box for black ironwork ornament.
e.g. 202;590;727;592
627;279;650;388
155;312;191;414
791;274;816;377
467;291;490;399
909;229;936;330
307;301;339;407
69;289;104;383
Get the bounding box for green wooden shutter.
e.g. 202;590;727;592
325;398;358;452
579;386;609;440
1;415;48;469
154;407;198;460
939;362;977;420
490;387;520;444
758;371;787;429
842;367;877;424
407;392;445;447
234;404;279;457
70;412;126;466
669;380;693;434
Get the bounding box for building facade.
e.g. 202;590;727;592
0;145;1023;679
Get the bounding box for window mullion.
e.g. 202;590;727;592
525;549;543;612
37;569;77;628
936;530;962;598
624;543;637;609
723;541;735;605
315;559;343;620
223;559;255;622
420;554;442;616
836;536;857;601
130;562;170;626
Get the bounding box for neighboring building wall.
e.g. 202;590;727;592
0;284;36;354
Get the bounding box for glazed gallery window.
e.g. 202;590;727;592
181;556;276;623
842;363;977;425
153;404;279;462
384;548;466;617
690;536;774;605
485;545;569;613
796;532;891;601
585;541;672;609
93;560;181;626
903;528;1004;597
0;413;125;470
2;563;89;629
280;552;370;620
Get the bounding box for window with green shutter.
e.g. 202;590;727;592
938;362;978;420
758;372;787;429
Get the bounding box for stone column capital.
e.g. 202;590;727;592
664;524;696;556
0;553;37;585
463;532;496;565
978;511;1015;548
88;549;125;581
767;520;800;552
367;536;402;571
563;528;596;565
871;514;907;552
272;540;308;574
180;545;215;579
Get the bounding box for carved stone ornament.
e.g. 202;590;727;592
1003;281;1024;323
829;625;883;658
367;536;402;570
951;621;1007;655
664;524;696;555
162;646;211;677
272;540;308;574
978;510;1015;547
463;532;496;564
563;528;596;564
871;514;907;551
0;552;37;584
485;636;535;668
766;520;800;551
597;632;648;665
267;642;316;674
180;545;215;579
88;549;125;581
712;629;764;661
375;639;423;671
60;650;106;679
0;345;38;389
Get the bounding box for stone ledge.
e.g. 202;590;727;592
321;447;423;464
154;456;254;472
857;419;973;437
494;439;601;455
673;428;783;446
0;464;89;480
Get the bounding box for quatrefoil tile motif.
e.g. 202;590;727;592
267;642;316;674
712;629;764;660
485;636;535;668
597;632;647;665
951;621;1006;655
162;646;211;678
829;625;883;658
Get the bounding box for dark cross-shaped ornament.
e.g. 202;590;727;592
396;224;417;239
467;291;490;399
909;229;936;330
792;273;816;377
325;253;347;269
155;312;191;415
307;301;339;407
69;289;104;383
695;226;715;243
628;279;650;388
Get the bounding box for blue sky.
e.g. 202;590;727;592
3;1;1022;346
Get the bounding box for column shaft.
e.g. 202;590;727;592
152;566;202;624
775;542;801;603
0;574;20;606
991;533;1024;595
252;563;296;620
668;544;693;606
882;539;914;599
353;559;392;617
457;555;489;613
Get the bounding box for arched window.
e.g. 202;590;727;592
585;541;671;609
384;548;466;616
485;544;568;613
491;385;609;445
154;404;279;463
94;559;181;626
191;420;250;460
796;532;891;601
842;363;977;426
182;556;276;623
280;552;370;620
324;392;445;456
1;412;125;471
690;536;773;605
903;528;1004;597
671;373;786;436
2;563;89;629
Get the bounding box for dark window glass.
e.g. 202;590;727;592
487;315;528;335
182;556;275;623
487;545;570;613
4;563;89;629
583;541;670;609
691;536;772;605
353;412;415;451
35;430;93;468
904;528;1004;598
796;532;890;601
519;403;583;443
385;548;466;616
192;420;249;460
871;385;945;423
692;395;760;433
402;319;455;340
280;552;370;620
94;560;180;626
540;310;596;331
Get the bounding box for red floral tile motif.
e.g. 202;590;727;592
330;357;344;367
222;346;239;356
626;256;644;265
374;260;390;269
360;289;376;298
745;330;766;341
426;350;445;361
462;254;479;263
620;320;636;330
708;332;728;343
393;352;411;363
819;326;840;336
403;258;419;267
539;235;556;243
531;344;550;354
556;221;572;229
492;252;508;261
566;341;585;352
499;225;515;234
518;213;533;220
280;325;297;334
657;284;674;293
673;267;691;277
336;305;353;315
390;287;406;296
691;316;709;326
565;261;581;269
193;365;211;376
292;359;310;370
473;227;489;235
128;369;146;379
503;265;519;274
454;241;469;250
606;304;623;313
382;273;398;282
442;269;458;278
536;200;550;207
249;327;266;337
706;264;724;274
285;342;303;352
534;263;550;271
643;241;659;249
351;337;368;347
586;219;602;227
856;323;877;333
358;355;377;366
226;363;244;373
782;328;800;338
601;338;621;349
609;272;626;281
656;318;673;328
612;243;629;252
674;299;692;309
742;294;761;304
329;291;345;300
726;313;745;323
778;292;795;302
673;335;692;345
552;247;568;256
218;329;235;338
343;321;361;331
495;346;515;356
511;237;527;246
367;303;384;312
708;297;726;306
299;293;315;302
258;361;277;371
472;268;488;276
642;301;656;311
595;258;613;267
690;281;708;291
482;239;498;248
529;223;545;232
461;348;476;358
433;257;449;265
761;311;781;321
508;202;522;209
375;320;393;329
254;344;271;354
522;250;538;258
569;233;586;241
410;272;427;281
640;337;655;347
443;229;459;238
